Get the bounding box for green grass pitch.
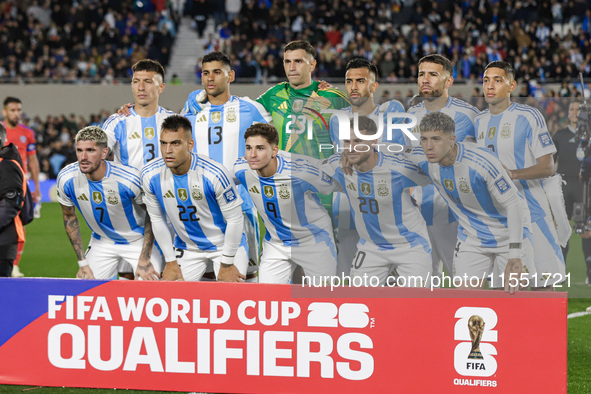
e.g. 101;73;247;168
3;202;590;393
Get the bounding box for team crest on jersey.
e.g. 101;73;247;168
226;108;237;123
458;177;471;193
106;190;119;205
144;127;155;140
444;179;455;192
264;185;275;198
191;185;203;200
211;111;221;123
223;188;237;203
495;177;510;194
92;192;103;204
361;182;372;196
487;127;496;140
292;99;304;113
539;132;553;147
500;123;512;139
278;184;290;199
377;181;389;197
177;188;188;202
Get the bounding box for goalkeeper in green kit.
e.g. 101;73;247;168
256;40;350;158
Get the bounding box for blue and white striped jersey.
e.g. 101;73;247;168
141;153;243;252
407;143;531;248
56;161;145;244
407;97;480;226
184;95;272;171
234;152;336;246
475;102;556;222
407;97;480;145
329;99;407;146
321;152;432;252
103;106;176;169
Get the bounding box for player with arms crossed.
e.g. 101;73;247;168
322;116;432;286
141;115;246;282
233;123;337;284
475;61;565;288
57;127;160;279
409;112;535;292
401;55;480;280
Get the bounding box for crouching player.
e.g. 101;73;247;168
57;126;161;279
409;112;535;292
322;116;432;287
141;115;247;282
234;123;337;284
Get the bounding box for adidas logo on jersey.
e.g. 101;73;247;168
78;193;89;201
164;190;175;198
129;131;141;140
279;102;288;110
249;186;260;194
195;114;207;123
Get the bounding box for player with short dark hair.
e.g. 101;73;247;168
475;61;566;288
2;96;42;277
141;115;246;282
234;123;338;284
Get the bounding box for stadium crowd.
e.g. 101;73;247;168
0;0;178;83
188;0;591;84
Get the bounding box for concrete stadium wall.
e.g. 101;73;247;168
1;83;561;119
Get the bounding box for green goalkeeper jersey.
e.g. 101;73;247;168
257;81;350;159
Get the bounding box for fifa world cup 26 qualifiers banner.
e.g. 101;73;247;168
0;279;566;393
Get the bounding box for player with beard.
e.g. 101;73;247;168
328;58;407;275
404;55;480;280
57;127;161;279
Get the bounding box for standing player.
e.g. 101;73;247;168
56;127;160;280
553;101;586;260
103;59;174;278
2;97;42;277
322;116;432;286
141;115;246;282
400;55;480;279
410;112;535;292
475;61;565;288
183;52;272;271
328;58;406;275
233;123;337;284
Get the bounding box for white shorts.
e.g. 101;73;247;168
351;244;431;287
453;238;535;288
427;221;457;276
86;237;162;280
530;216;566;283
175;244;249;281
258;239;337;284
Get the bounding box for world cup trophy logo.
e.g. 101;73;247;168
468;315;485;360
